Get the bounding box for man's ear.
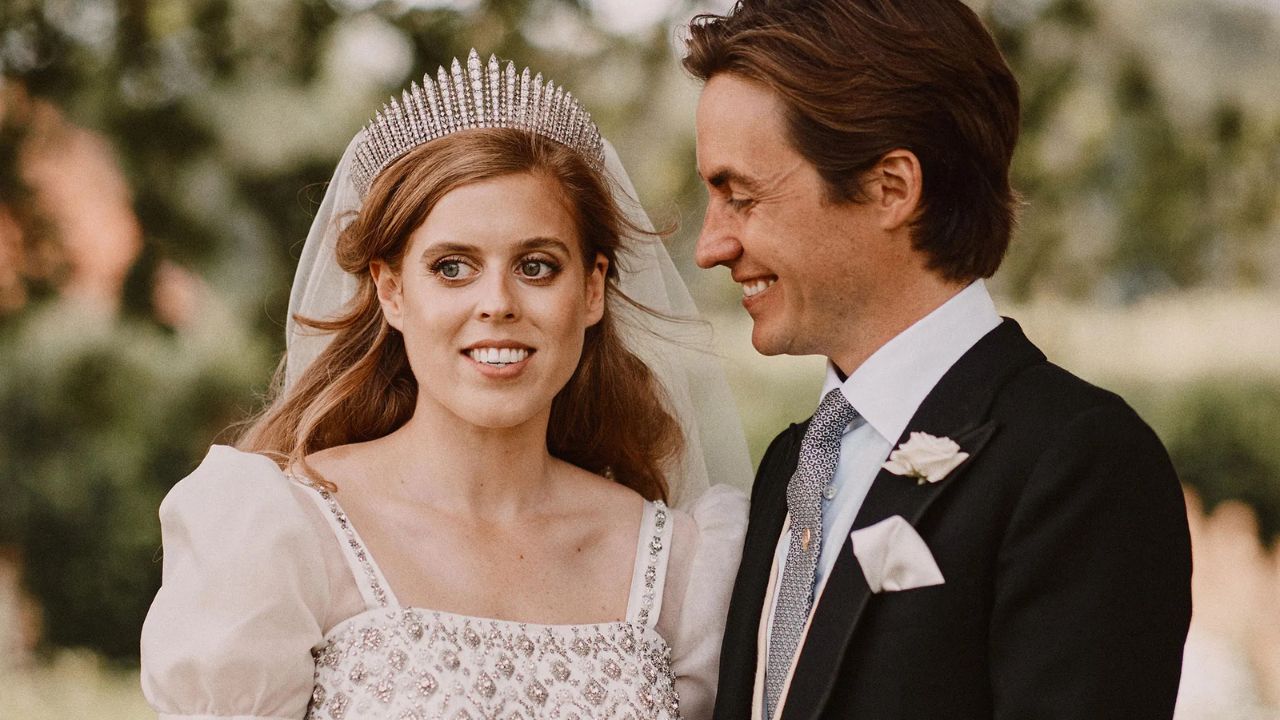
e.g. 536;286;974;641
370;260;404;331
584;253;609;327
870;149;923;232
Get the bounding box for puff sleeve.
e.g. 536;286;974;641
141;445;330;720
659;484;749;720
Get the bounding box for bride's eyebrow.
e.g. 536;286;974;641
420;242;477;256
516;237;571;255
417;238;570;261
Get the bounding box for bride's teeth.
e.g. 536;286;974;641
468;348;529;365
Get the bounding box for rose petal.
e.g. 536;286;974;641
921;451;969;483
882;454;915;477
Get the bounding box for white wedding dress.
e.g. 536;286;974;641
141;445;748;720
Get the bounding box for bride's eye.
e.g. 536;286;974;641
518;257;560;281
431;258;477;281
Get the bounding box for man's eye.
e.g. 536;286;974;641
727;196;753;211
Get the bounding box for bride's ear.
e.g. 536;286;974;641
370;260;404;331
584;252;608;327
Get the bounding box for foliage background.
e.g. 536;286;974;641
1;0;1278;715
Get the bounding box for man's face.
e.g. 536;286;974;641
694;73;890;360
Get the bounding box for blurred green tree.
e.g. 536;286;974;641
987;0;1280;301
0;303;273;660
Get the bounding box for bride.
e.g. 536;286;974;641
139;51;750;720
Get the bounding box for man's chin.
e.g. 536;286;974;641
749;324;791;357
750;320;827;359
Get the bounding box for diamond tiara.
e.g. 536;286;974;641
350;49;606;198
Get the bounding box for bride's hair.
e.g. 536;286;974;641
237;129;682;501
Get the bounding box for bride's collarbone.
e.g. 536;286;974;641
391;537;633;623
343;491;645;623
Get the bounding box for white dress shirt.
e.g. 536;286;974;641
761;280;1002;679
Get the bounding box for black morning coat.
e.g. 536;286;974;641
713;318;1193;720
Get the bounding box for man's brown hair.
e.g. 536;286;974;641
684;0;1021;281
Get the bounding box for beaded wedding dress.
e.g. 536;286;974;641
141;446;746;720
303;472;681;720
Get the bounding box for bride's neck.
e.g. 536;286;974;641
368;405;557;519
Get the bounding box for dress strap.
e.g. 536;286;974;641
625;500;673;629
289;474;400;611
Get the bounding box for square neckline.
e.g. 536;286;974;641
287;470;674;632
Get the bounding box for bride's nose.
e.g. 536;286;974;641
475;273;519;322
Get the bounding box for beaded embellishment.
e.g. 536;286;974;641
308;609;678;719
637;501;668;627
297;479;680;720
311;485;390;609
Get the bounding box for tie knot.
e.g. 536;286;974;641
810;388;857;440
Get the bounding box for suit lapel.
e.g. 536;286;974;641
779;319;1045;720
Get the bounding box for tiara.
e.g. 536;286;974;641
350;49;605;197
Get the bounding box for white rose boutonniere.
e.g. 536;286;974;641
883;432;970;485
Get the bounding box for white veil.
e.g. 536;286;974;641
284;131;751;508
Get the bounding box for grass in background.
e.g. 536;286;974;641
4;651;151;719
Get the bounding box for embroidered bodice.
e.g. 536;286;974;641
301;483;679;720
140;445;749;720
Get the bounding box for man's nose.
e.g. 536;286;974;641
694;203;743;269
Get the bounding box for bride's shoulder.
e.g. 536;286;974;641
553;459;645;508
144;445;333;717
154;445;334;599
160;444;314;525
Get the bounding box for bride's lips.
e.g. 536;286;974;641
461;341;535;379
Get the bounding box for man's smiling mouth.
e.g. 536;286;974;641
742;277;776;298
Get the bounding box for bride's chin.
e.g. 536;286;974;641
440;397;550;432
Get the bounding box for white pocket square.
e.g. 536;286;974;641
850;515;945;593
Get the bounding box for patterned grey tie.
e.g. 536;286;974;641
765;387;857;719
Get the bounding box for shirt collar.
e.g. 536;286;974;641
821;280;1002;444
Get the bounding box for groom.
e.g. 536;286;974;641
683;1;1192;719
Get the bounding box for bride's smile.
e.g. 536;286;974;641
371;170;608;430
463;340;535;375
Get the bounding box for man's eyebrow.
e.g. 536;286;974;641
705;168;761;193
